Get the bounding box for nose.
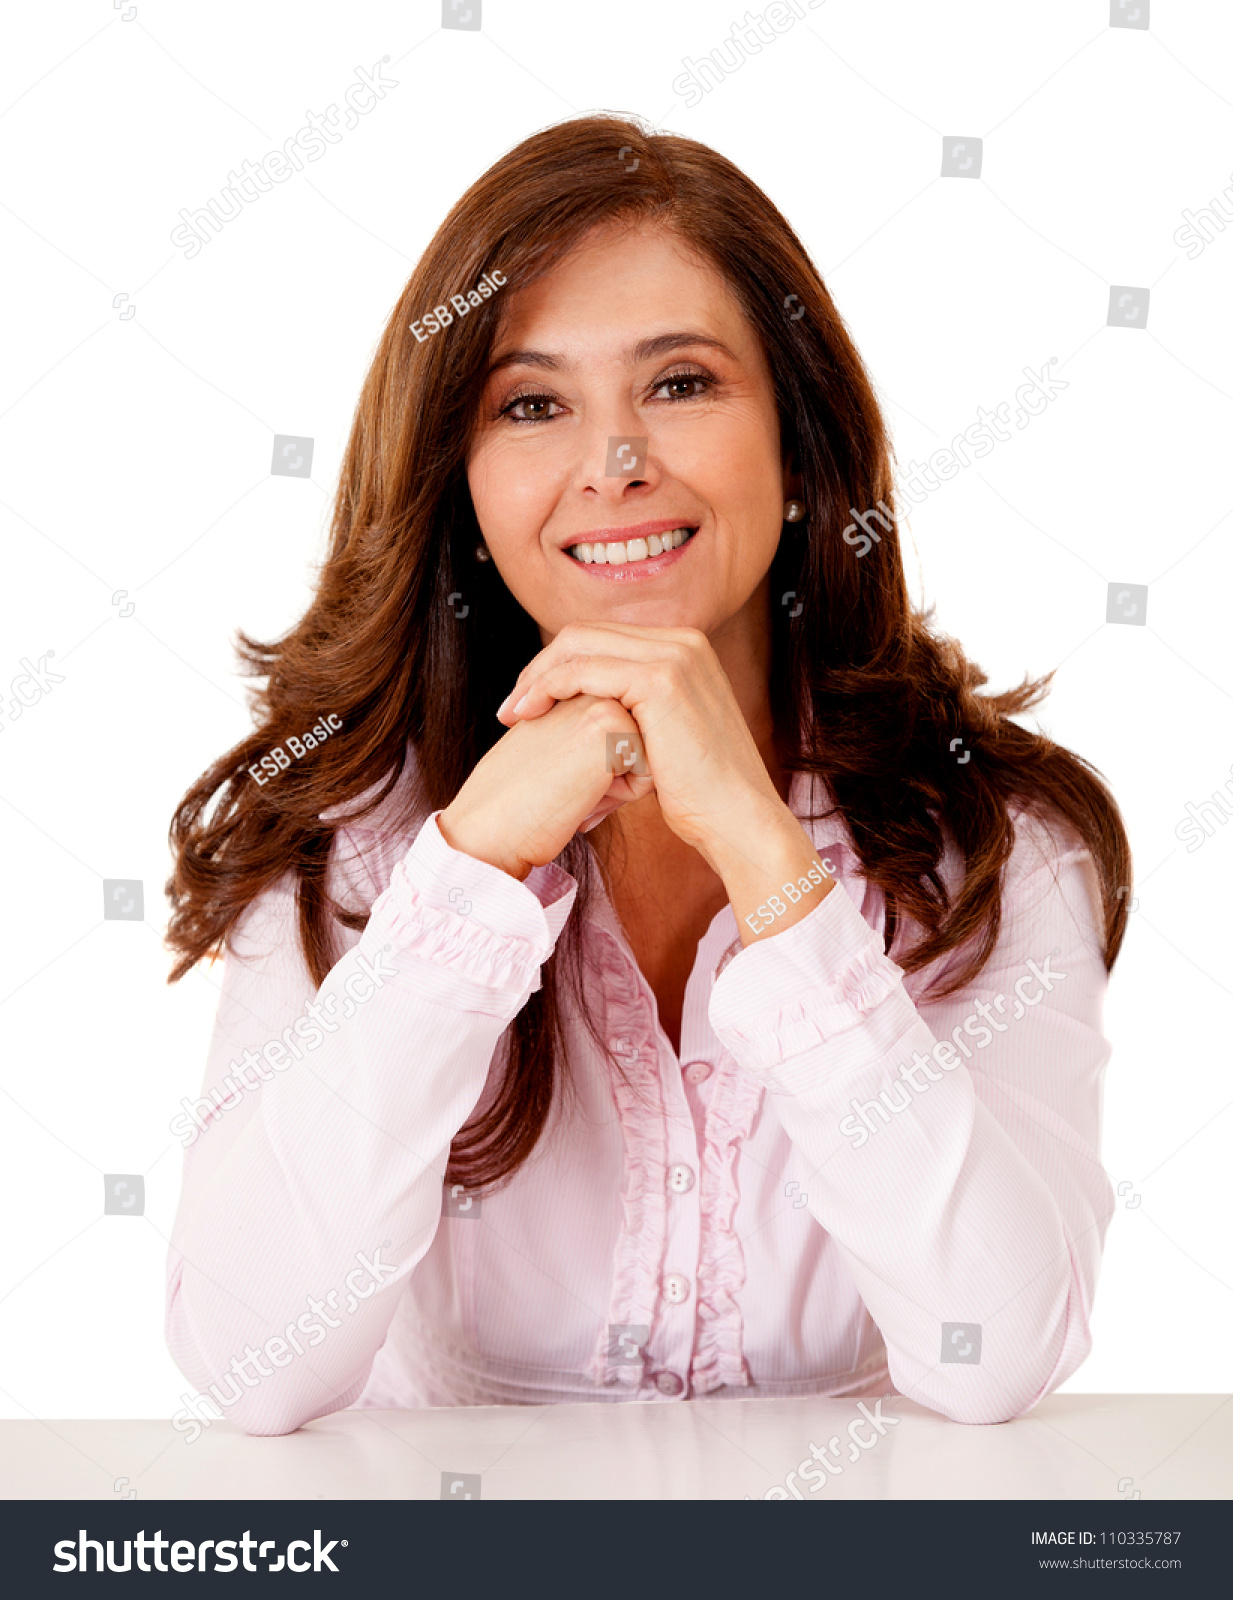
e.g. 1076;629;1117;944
576;427;663;505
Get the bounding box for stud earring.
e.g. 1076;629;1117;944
475;542;491;561
783;500;806;523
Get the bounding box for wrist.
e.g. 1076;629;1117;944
701;803;838;947
697;798;804;880
739;854;837;941
437;806;533;882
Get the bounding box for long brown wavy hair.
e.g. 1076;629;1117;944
165;112;1132;1194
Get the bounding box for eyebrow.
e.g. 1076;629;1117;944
484;331;738;379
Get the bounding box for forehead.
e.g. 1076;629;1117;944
489;222;754;360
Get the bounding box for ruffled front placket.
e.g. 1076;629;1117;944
583;768;861;1397
585;932;670;1394
688;1054;766;1393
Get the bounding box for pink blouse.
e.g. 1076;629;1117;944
164;757;1114;1434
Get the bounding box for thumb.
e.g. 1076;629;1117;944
577;773;653;834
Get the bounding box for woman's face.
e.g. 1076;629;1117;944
466;221;797;645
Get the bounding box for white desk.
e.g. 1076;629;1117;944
2;1395;1229;1500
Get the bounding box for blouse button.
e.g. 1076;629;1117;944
653;1370;685;1397
662;1272;691;1304
608;1036;638;1062
683;1061;711;1085
667;1163;696;1195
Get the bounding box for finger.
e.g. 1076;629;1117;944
494;624;628;718
577;773;654;832
496;623;697;721
612;772;655;801
501;656;647;723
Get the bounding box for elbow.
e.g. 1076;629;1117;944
167;1339;361;1441
930;1389;1046;1427
165;1293;328;1438
909;1373;1061;1427
169;1378;324;1441
894;1312;1095;1427
887;1351;1048;1425
915;1387;1035;1427
232;1406;312;1439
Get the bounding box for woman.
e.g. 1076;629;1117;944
163;114;1131;1439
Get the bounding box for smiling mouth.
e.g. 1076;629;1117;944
567;527;697;565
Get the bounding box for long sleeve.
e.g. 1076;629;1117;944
164;811;577;1436
707;816;1114;1424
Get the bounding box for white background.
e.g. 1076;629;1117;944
1;0;1230;1429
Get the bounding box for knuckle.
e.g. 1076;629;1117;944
583;695;632;731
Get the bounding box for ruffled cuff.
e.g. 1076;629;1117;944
708;879;912;1074
365;811;578;995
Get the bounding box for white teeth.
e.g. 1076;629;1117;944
569;528;694;565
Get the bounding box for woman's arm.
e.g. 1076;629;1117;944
707;812;1114;1425
164;812;576;1437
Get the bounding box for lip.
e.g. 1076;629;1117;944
560;519;699;582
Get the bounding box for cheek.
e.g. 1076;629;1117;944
468;439;549;536
467;439;509;517
688;428;783;534
677;407;779;493
466;443;565;611
705;433;786;582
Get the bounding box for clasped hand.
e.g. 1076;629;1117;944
495;621;785;868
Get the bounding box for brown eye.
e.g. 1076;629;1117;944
501;392;560;423
651;369;714;402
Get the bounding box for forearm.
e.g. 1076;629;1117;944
707;844;1114;1423
701;800;839;946
167;928;510;1436
167;817;575;1435
764;1019;1103;1422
